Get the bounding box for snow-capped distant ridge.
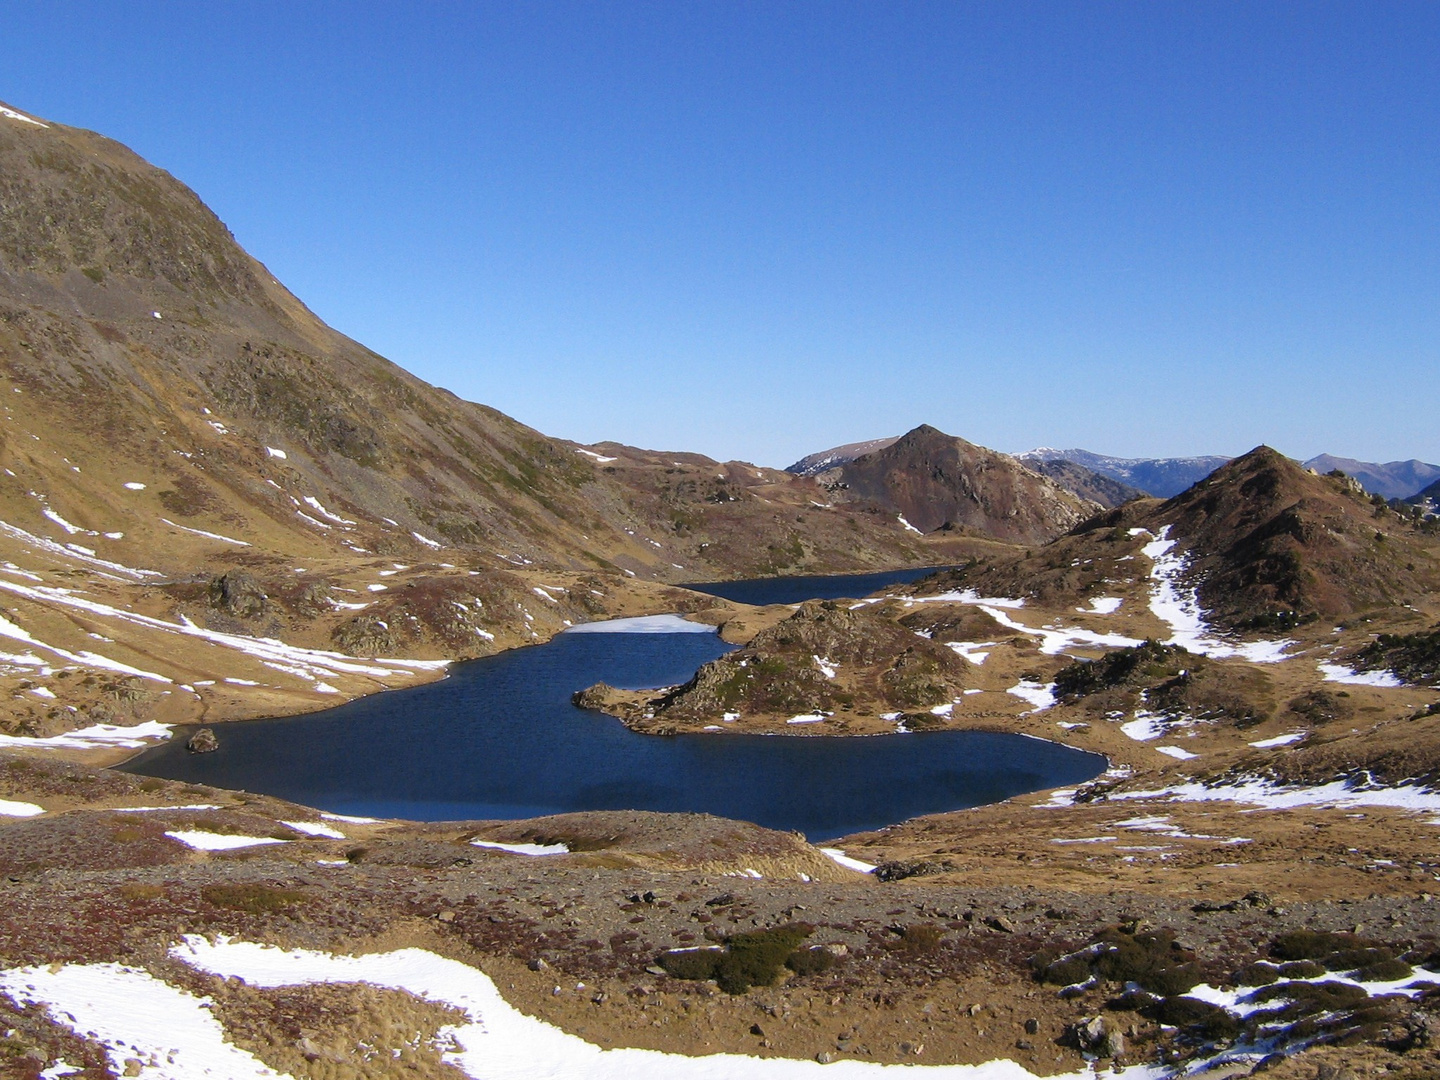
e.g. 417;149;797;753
1017;448;1231;498
786;436;901;476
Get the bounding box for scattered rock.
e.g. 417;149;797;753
1023;1017;1040;1034
874;859;953;882
985;915;1017;933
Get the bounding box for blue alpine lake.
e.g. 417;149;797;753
122;572;1104;840
683;565;951;606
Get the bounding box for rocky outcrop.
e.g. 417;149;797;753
576;600;971;732
208;571;268;618
186;727;218;753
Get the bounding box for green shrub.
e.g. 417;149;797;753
1271;930;1360;962
1143;963;1202;996
1356;958;1413;982
895;923;945;954
658;924;815;994
1040;957;1093;986
1234;962;1280;986
785;946;837;976
1091;927;1198;995
201;884;307;913
1053;641;1187;699
1353;627;1440;685
716;924;813;993
1324;947;1396;972
658;947;723;981
1251;980;1369;1021
117;883;165;902
1277;960;1326;979
1150;996;1239;1040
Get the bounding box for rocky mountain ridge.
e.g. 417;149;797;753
808;424;1099;545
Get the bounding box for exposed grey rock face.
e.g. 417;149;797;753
208;571;267;618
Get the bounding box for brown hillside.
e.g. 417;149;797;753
819;424;1097;544
914;446;1438;629
1151;446;1434;626
0;102;960;585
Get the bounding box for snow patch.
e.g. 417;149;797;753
1155;746;1198;760
1249;732;1306;748
281;820;347;839
165;831;289;851
472;840;570;857
1319;662;1403;687
161;518;250;546
1007;680;1056;712
0;106;48;127
565;615;715;634
1112;777;1440;814
819;848;877;874
982;605;1144;657
302;497;356;526
1143;526;1291;662
0;962;289;1079
0;720;173;751
945;641;996;665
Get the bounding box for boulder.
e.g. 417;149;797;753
186;727;218;754
208;571;267;617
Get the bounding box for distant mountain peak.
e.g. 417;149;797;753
803;423;1098;545
1015;448;1232;498
1301;454;1440;500
786;436;900;476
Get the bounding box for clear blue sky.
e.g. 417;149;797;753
3;2;1437;467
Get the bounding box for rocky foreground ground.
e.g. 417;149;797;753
3;748;1440;1080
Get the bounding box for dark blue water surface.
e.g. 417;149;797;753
122;625;1104;840
682;566;950;606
